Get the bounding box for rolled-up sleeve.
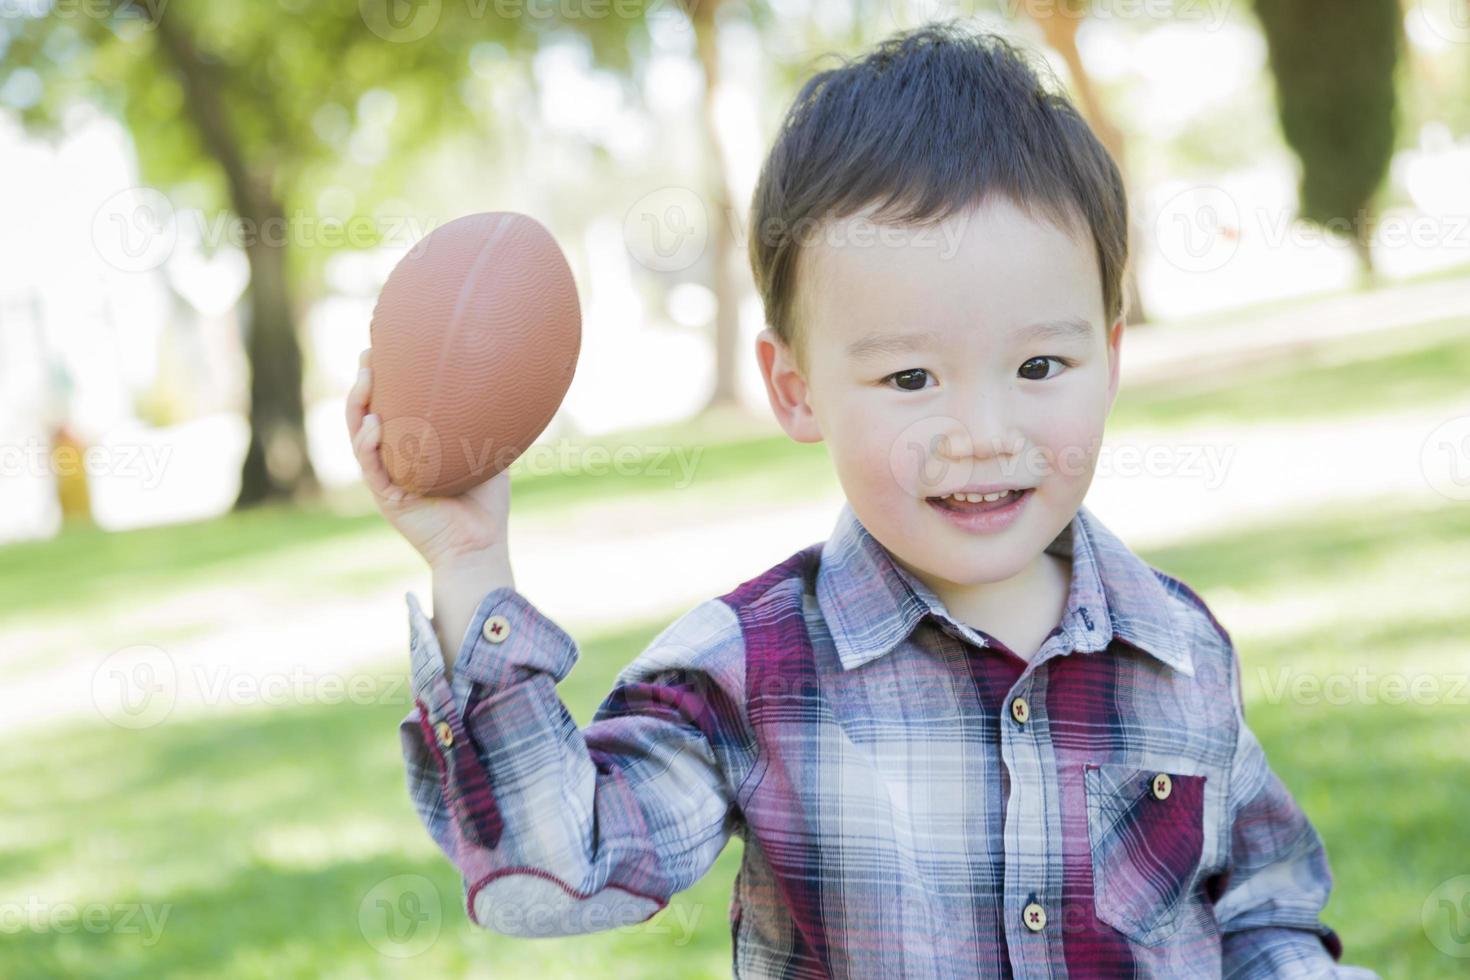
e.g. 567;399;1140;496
398;586;749;938
1212;643;1380;979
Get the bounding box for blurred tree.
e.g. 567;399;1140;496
686;0;743;413
1251;0;1404;279
1016;0;1149;325
0;1;668;508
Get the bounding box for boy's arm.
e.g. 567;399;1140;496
396;580;746;937
1210;644;1380;979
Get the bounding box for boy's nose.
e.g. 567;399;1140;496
889;409;1026;498
942;398;1023;462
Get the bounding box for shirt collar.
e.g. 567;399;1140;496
814;499;1195;676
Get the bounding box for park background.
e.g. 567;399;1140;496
1;0;1469;976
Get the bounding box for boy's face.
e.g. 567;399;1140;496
757;195;1123;591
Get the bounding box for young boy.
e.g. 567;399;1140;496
348;21;1376;979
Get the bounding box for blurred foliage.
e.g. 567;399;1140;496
0;0;684;298
1250;0;1403;258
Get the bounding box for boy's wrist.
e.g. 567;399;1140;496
429;547;515;678
430;542;514;585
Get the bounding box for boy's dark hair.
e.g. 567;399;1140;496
747;21;1129;373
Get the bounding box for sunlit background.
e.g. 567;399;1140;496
1;0;1468;976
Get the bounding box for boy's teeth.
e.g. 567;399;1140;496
946;490;1017;502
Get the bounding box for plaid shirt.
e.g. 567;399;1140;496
399;500;1375;978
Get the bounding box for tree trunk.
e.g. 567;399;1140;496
1022;2;1149;325
149;6;318;509
1348;206;1376;287
689;0;743;414
234;198;320;508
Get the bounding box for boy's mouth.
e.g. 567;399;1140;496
925;488;1032;513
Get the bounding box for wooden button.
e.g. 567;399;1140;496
1010;696;1030;724
1152;772;1172;800
434;721;454;748
1023;901;1047;931
482;614;511;643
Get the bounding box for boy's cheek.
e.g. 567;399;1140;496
1037;418;1106;486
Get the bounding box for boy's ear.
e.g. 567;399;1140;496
756;327;823;443
1104;315;1124;417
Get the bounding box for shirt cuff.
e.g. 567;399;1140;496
405;586;579;708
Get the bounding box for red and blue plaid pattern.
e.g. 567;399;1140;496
398;500;1371;978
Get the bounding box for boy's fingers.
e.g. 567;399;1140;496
349;349;404;504
344;364;371;438
355;414;403;502
353;413;379;470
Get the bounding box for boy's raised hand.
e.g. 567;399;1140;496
345;347;512;572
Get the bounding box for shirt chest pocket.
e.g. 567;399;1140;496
1084;762;1209;946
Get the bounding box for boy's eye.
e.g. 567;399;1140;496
883;358;1070;390
1018;356;1068;381
882;368;933;391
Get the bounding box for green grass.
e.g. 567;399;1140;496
1110;314;1470;431
0;494;1465;977
0;613;743;979
1145;496;1470;978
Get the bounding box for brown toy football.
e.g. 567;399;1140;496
367;211;581;496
